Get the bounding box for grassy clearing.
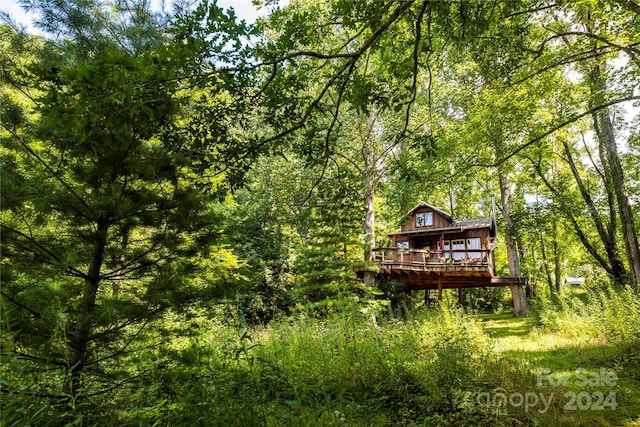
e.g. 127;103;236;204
477;287;640;427
3;287;640;426
480;317;640;426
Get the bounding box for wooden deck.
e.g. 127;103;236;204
361;248;524;295
374;247;492;268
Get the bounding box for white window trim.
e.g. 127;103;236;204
466;237;482;259
452;239;465;260
424;212;433;226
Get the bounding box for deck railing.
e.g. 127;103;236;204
372;247;491;267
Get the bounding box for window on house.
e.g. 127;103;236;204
452;239;465;261
415;212;433;227
467;238;481;259
396;240;409;255
443;240;451;259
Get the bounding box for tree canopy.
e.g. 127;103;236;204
1;0;638;422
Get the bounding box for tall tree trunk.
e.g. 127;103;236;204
559;29;638;287
538;228;554;296
533;160;620;280
493;126;530;316
517;236;534;297
363;170;376;287
562;139;628;285
528;240;538;295
64;221;108;405
590;64;640;286
498;171;530;316
552;216;562;293
363;112;377;288
549;159;562;294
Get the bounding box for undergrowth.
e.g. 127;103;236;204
2;287;639;426
535;286;640;344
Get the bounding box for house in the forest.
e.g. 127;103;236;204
368;201;524;304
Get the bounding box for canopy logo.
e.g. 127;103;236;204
464;367;619;414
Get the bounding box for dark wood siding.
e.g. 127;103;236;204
401;208;452;233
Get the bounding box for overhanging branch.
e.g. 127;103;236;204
485;95;640;167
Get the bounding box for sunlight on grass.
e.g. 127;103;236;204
473;289;640;427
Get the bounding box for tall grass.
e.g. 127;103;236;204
5;288;639;426
535;286;640;344
88;306;504;426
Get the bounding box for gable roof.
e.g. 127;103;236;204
401;201;453;223
392;201;497;238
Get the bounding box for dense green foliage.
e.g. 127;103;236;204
0;0;256;415
2;288;639;426
1;0;639;424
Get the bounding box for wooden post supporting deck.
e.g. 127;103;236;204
437;277;443;302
